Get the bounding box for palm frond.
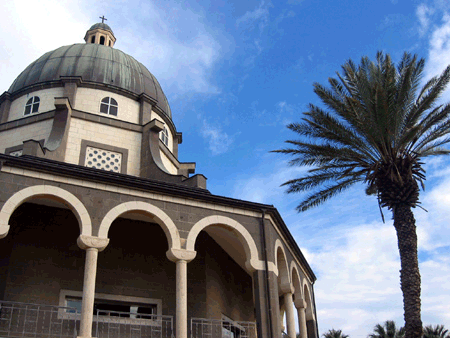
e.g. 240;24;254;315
273;51;450;213
295;178;358;212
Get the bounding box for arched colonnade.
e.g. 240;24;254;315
0;185;315;338
275;240;316;338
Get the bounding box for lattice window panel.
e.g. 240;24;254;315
85;147;122;173
9;150;23;157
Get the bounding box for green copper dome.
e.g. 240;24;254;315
9;43;172;119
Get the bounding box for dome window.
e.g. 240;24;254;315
91;36;95;43
160;127;169;146
24;96;40;115
100;36;105;45
100;97;118;116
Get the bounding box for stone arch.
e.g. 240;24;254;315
0;185;91;238
275;239;290;288
98;201;181;250
186;215;260;272
290;262;303;302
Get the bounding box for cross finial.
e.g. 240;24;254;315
99;15;107;23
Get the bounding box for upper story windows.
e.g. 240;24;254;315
24;96;40;115
160;127;169;146
100;97;118;116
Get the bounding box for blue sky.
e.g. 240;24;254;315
1;0;450;336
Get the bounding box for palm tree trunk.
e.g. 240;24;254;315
393;204;423;338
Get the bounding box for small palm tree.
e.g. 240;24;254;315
423;325;450;338
322;329;349;338
368;321;404;338
273;52;450;338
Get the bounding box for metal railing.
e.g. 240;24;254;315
0;300;78;338
190;318;257;338
93;309;174;338
0;301;175;338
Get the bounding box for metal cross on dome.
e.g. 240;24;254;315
99;16;107;23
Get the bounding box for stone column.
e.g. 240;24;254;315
77;235;109;338
281;284;296;338
167;248;197;338
295;299;308;338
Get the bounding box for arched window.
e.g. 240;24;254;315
91;36;95;43
160;127;169;146
24;96;40;115
100;36;105;45
100;97;118;116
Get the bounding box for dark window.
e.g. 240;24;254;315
95;302;130;317
91;36;95;43
109;41;111;46
100;97;118;116
66;297;82;314
100;36;105;45
135;305;157;318
64;296;157;321
24;96;40;115
160;127;169;146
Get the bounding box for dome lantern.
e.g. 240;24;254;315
84;16;116;47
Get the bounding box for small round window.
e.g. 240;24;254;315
160;127;169;146
100;97;118;116
24;96;40;115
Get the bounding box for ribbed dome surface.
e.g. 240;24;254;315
88;22;113;34
9;43;171;119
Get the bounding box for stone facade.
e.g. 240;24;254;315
0;21;318;338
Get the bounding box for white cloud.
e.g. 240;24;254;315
301;221;405;336
305;214;450;337
117;2;222;95
0;0;222;96
200;120;233;155
231;159;309;204
236;1;270;33
425;13;450;80
234;154;450;337
417;4;433;36
0;0;89;93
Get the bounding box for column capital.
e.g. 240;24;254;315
280;283;294;295
294;299;307;309
77;235;109;251
166;248;197;263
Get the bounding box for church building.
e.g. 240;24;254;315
0;21;318;338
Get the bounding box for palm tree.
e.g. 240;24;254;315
368;321;405;338
273;52;450;338
322;329;349;338
423;325;450;338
